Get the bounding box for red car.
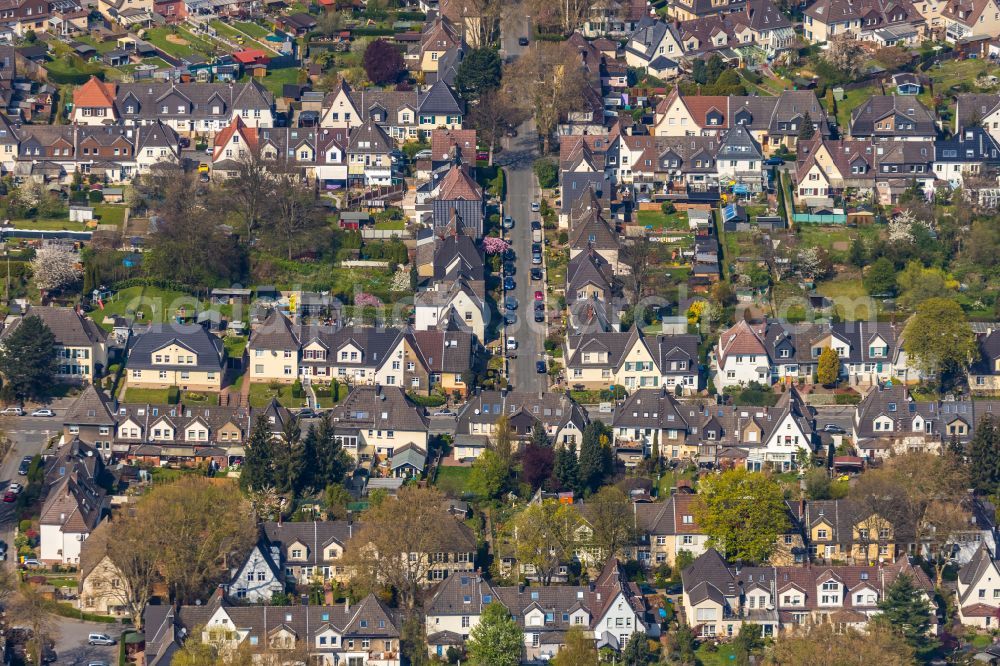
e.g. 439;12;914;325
2;491;15;503
534;291;544;301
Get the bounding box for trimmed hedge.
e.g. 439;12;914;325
52;602;118;623
406;391;447;407
350;27;395;36
166;386;180;404
834;392;862;405
110;277;197;293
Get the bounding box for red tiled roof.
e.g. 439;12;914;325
430;128;476;161
74;76;116;109
437;166;482;200
233;49;269;64
961;603;998;617
213;116;258;161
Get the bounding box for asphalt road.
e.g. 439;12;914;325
0;414;62;562
497;13;547;394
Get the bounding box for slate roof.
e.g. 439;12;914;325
63;384;115;426
262;519;358;567
935;127;1000;164
566;250;615;305
114;80;273;122
3;306;107;348
955;93;1000;134
389;442;427;471
249;309;301;351
718;124;762;161
328;385;429;433
425;571;499;616
455;390;589;438
568;201;619;252
300;326;403;369
848;95;937;139
410;329;476;373
127;325;225;371
348;119;394;154
432;234;484;285
40;439;106;535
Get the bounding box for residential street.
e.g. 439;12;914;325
498;12;547;394
0;414;61;565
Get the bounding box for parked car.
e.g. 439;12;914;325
504;312;517;325
30;408;54;417
504;295;518;310
0;407;23;416
518;36;529;46
532;252;542;265
764;156;784;166
504;276;515;291
431;409;455;417
20;558;42;568
504;248;516;261
530;268;543;281
297;408;318;419
7;483;22;495
531;220;541;231
503;216;514;230
533;301;545;311
532;228;542;243
506;337;517;351
17;456;32;475
534;290;544;301
536;360;547;373
823;424;846;434
534;311;545;323
0;540;8;554
414;149;433;160
2;490;15;503
531;242;542;254
88;634;116;647
504;261;516;275
530;202;540;212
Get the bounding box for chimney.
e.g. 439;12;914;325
345;598;350;614
798;497;805;520
324;585;335;605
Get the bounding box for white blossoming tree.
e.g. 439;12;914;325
31;246;82;293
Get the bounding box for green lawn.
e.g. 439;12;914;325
93;204;126;226
176;26;224;54
145;27;198;58
374;219;405;231
248;382;305;408
817;277;877;320
8;218;87;231
832;84;877;130
695;643;738;666
245;67;302;97
224;335;247;359
434;466;473;497
210;19;243;40
233;20;271;39
75;35;121;54
97;286;202;330
637;210;689;232
44;54;106;81
122;387;173;403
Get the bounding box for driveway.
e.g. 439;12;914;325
50;617;121;664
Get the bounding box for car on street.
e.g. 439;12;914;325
530;268;543;281
536;360;546;373
297;408;318;419
506;337;517;351
7;482;22;494
534;301;545;311
504;295;518;310
534;290;544;301
2;490;15;503
20;558;41;568
17;456;32;475
0;541;7;555
88;634;117;647
504;276;515;291
0;407;23;416
431;409;455;417
532;252;542;265
823;424;847;434
414;149;433;160
504;312;517;325
530;202;540;212
531;242;542;254
518;36;529;46
504;261;516;275
534;310;545;323
504;248;516;261
31;408;54;417
532;227;542;242
531;220;541;231
502;216;514;230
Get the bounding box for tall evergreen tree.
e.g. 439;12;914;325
531;420;550;448
0;315;57;402
309;415;353;492
798;111;815;140
578;421;613;494
876;573;937;655
553;443;579;493
970;414;1000;493
240;415;276;492
272;417;303;495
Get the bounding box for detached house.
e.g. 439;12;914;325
125;325;226;392
957;544;1000;627
39;439;109;564
1;306;107;382
327;385;429;466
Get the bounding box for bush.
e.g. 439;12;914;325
166;386;180;404
406;391;446;407
661;202;676;215
88;189;104;203
291;379;304;399
533;159;558;189
835;392;862;405
557;231;568;245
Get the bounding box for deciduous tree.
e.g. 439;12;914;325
467;88;524;165
587;486;634;563
764;622;914;665
9;585;57;666
920;500;971;587
467;601;522;666
506;500;581;585
693;469;788;562
506;42;587;153
31;246;81;293
822;36;865;80
552;626;597;666
363;39;404;85
903;297;977;377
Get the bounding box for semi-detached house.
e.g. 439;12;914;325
1;306;107;382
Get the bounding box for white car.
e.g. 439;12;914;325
506;337;517;351
530;202;540;212
31;408;54;417
7;483;22;495
0;407;23;416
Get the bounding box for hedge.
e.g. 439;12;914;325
52;602;118;623
350;27;395;36
834;392;862;405
167;386;180;404
110;277;198;293
406;391;447;407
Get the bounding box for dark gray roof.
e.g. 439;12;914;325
418;80;464;116
849;95;936;139
262;519;358;567
3;306;107;348
718;124;762;160
566;250;615;305
329;385;429;432
63;385;115;426
115;80;273;122
248;309;300;351
348;119;393;154
127;326;225;371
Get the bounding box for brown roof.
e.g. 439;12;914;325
74;76;116;109
716;320;767;366
682;95;731;130
430;128;477;162
437;165;482;200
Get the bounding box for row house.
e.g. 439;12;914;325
454;390;589;458
853;383;1000;459
0;0;80;36
0;118;180;182
563;328;700;394
71;76;275;135
39;438;109;564
848;95;937;142
970;328;1000;394
661;0;748;21
940;0;1000;42
681;548;934;638
252;517;475;590
803;0;926;44
652;89;832;156
713;319;917;390
210;117;352;186
424;560;652;661
566;186;623;272
795;499;900;564
956;544;1000;628
565;249;622;335
636;494;806;568
610;386;816;469
413;277;487;341
319;79;464;145
933;127;1000;189
956;93;1000;145
144;593;402;666
326;385;430;466
0;306;107;382
661;1;794;59
125;325;226;392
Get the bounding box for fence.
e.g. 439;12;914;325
361;228;413;240
341;260;391;268
792;212;847;224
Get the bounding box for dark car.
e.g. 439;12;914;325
534;301;545;311
534;311;545;323
17;455;32;476
504;261;516;275
504;312;517;325
530;268;543;281
504;295;519;310
504;276;515;291
504;248;516;261
823;424;847;434
531;220;542;231
764;156;784;166
518;36;529;46
531;242;542;254
536;360;546;373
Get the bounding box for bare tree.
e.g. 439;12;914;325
621;235;654;307
822;36;866;80
221;143;273;246
524;0;598;33
505;42;587;153
264;165;325;260
9;585;58;666
345;486;450;608
919;500;972;588
90;513;160;630
468;88;526;166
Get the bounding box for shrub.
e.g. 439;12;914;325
166;386;180;404
291;379;304;399
835;392;862;405
557;231;568;244
532;158;558;189
88;189;104;203
661;202;676;215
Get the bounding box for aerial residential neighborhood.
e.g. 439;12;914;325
0;0;998;661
